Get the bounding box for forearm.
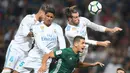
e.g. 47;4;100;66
41;51;55;66
59;38;66;49
41;54;50;66
58;35;66;49
85;39;97;45
89;22;106;32
105;28;113;32
78;62;96;68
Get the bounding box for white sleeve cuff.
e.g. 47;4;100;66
85;39;97;45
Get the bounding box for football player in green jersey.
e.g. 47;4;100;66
38;36;104;73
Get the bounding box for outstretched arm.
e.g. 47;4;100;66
86;39;111;47
83;17;122;33
105;27;122;33
78;61;104;68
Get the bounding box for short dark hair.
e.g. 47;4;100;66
73;36;85;44
117;68;126;73
64;5;78;18
40;3;50;11
45;6;55;15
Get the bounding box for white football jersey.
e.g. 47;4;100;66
13;14;38;52
65;17;106;47
28;22;66;58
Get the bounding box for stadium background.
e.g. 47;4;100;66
0;0;130;73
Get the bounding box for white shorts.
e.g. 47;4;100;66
21;57;52;73
79;45;89;62
4;43;27;70
4;41;28;72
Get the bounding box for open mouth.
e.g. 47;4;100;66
80;48;84;52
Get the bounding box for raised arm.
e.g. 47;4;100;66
19;15;36;37
105;27;122;33
86;39;111;47
83;17;122;33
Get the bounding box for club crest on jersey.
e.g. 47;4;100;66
40;26;44;30
54;29;56;33
72;27;76;31
56;50;62;55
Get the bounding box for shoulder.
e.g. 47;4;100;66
65;24;71;31
80;17;89;21
23;14;34;20
62;48;72;53
21;14;34;23
79;17;91;26
55;48;70;55
52;22;62;29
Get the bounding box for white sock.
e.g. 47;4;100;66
1;69;12;73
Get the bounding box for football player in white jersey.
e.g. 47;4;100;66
64;6;122;73
1;4;49;73
21;7;66;73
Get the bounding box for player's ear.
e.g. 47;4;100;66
53;15;55;19
74;42;78;47
68;17;72;22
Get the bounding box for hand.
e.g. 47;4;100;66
38;65;47;73
111;27;122;33
97;41;111;47
94;62;104;67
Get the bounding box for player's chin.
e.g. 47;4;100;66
79;48;84;53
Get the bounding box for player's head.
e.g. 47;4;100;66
73;36;85;53
64;5;80;25
38;4;50;20
117;68;126;73
44;6;55;26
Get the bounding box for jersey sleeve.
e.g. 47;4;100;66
85;39;97;45
56;25;66;49
32;26;51;54
20;15;35;37
54;49;63;58
82;17;106;32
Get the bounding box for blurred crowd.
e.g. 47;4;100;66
0;0;130;73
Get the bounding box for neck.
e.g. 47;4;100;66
72;46;78;54
43;22;51;27
35;13;40;21
68;21;74;26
